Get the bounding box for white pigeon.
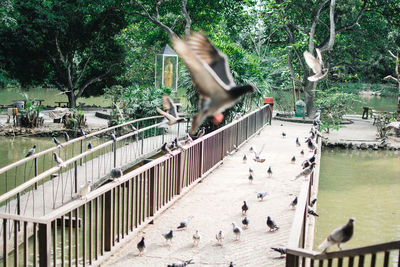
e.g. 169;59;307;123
192;230;201;247
79;181;92;200
304;48;328;82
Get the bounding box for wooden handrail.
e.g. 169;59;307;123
287;240;400;260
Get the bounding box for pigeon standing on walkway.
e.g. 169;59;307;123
192;230;201;247
167;259;194;267
171;32;254;135
257;192;268;201
290;196;298;209
162;230;174;245
216;230;224;246
232;222;242;241
266;216;279;231
303;48;328;82
300;150;304;156
25;145;36;158
318;218;355;253
271;247;287;258
248;173;254;184
177;216;194;230
242;217;249;229
53;137;63;148
137;237;145;256
296;137;301;147
242;154;247;164
282;132;286;138
291;156;296;164
252;144;266;163
242;201;248;215
267;166;273;177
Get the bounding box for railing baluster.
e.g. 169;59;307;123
383;251;390;267
318;259;324;267
33;223;37;267
338;257;343;267
24;221;28;266
328;258;332;267
13;220;18;266
72;210;76;267
38;222;51;267
89;201;93;265
83;204;86;267
358;255;364;266
370;253;376;267
348;256;354;267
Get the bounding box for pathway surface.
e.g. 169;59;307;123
102;120;313;267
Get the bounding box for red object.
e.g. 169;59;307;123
213;113;224;124
264;97;274;112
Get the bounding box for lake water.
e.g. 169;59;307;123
314;149;400;265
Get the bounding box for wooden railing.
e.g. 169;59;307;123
0;105;272;267
285;136;400;267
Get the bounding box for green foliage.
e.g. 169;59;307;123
19;93;43;128
315;88;360;133
64;108;86;130
104;84;171;121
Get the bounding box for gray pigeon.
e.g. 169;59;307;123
232;222;242;241
192;230;201;247
156;95;186;127
291;156;296;164
252;144;266;163
318;218;355;253
25;145;36;157
137;237;145;256
267;166;273;177
266;216;279;231
296;137;301;147
53;152;66;167
110;133;117;142
242;217;249;229
110;167;123;182
271;247;287;257
161;142;173;156
216;230;224;245
243;154;247;164
308;206;319;217
64;132;70;142
53;137;63;148
257;192;268;201
289;196;298;209
162;230;173;245
248;173;254;184
87;142;92;150
171;32;254;135
167;259;194;267
242;201;248;215
300;150;304;156
282;132;286;138
310;198;317;207
294;163;316;180
177;216;194;230
304;48;328;82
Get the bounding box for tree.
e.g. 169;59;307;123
384;50;400;120
0;0;128;107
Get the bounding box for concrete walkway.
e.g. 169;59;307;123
102;120;313;267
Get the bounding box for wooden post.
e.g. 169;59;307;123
286;254;298;267
38;223;51;267
74;161;78;193
113;140;117;168
104;190;113;251
34;157;38;190
149;167;156;216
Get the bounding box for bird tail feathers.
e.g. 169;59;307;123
318;238;333;252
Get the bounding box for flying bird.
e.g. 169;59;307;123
156;95;186;127
167;260;194;267
79;181;92;200
25;145;36;158
53;137;63;148
318;218;355;253
303;48;328;82
267;166;273;177
242;201;248;215
177;216;194;230
137;237;145;256
171;32;254;135
216;230;224;246
289;196;298;209
242;217;249;229
266;216;279;231
252;144;266;163
192;230;201;247
162;230;174;245
53;152;66;167
232;222;242;241
64;132;70;142
271;247;287;258
257;192;268;201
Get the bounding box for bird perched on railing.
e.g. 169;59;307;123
87;142;92;150
306;138;317;151
110;167;123;182
137;237;145;256
289;196;298;209
171;32;254;135
64;132;70;142
267;216;280;231
53;152;66;167
310;198;317;207
161;142;173;156
303;48;328;82
156;95;186;127
177;216;194;230
232;222;242;241
294;162;316;180
79;181;92;200
25;144;36;158
162;230;173;245
53;137;63;148
193;127;206;140
257;192;268;201
192;230;201;247
271;247;287;258
167;259;194;267
216;230;224;246
110;133;117;142
318;218;355;253
308;206;319;217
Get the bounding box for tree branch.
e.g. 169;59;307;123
287;47;303;86
181;0;191;36
308;0;330;53
55;36;74;90
319;0;336;52
383;75;398;82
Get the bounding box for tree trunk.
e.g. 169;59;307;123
397;86;400;121
304;81;316;117
66;92;76;108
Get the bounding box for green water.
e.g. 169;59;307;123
0;87;111;107
315;149;400;265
